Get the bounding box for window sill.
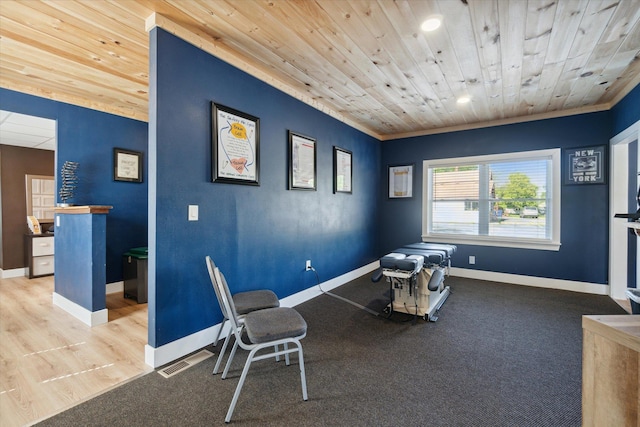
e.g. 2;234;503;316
422;234;561;251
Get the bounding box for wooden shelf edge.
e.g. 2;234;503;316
54;205;113;214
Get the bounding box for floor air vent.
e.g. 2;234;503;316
158;349;213;379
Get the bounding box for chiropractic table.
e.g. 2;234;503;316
372;242;456;322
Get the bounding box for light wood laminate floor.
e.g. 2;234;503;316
0;275;151;426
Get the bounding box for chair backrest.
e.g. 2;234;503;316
213;267;242;333
205;256;229;320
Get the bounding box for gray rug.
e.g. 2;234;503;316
36;276;626;426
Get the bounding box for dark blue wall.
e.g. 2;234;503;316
0;88;148;283
149;29;380;347
380;112;612;284
612;83;640;135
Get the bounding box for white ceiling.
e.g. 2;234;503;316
0;110;56;151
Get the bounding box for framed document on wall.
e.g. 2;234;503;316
388;164;414;198
114;148;143;183
289;131;317;191
333;146;352;194
211;102;260;186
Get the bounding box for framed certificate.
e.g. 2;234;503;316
388;164;414;198
333;146;352;194
289;131;317;191
212;102;260;186
114;148;142;183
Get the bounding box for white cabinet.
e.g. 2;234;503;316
25;234;54;278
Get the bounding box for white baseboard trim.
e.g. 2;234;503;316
52;292;108;327
106;281;123;294
1;268;27;279
449;267;609;295
144;260;380;368
145;324;222;369
279;260;380;307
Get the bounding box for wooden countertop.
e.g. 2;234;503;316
582;315;640;353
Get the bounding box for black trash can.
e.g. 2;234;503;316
626;288;640;314
123;247;148;304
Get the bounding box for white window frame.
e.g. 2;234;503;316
422;148;561;251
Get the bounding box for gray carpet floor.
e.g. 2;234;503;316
36;275;627;426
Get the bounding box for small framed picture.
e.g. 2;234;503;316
113;148;143;183
564;145;606;185
333;146;352;194
289;131;317;191
388;164;414;198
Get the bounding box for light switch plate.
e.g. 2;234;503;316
188;205;198;221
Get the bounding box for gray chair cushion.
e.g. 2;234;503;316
244;308;307;344
233;290;279;315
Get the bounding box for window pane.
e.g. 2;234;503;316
432;166;481;235
490;159;549;239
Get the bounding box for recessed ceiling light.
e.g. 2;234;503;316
457;96;471;104
421;16;442;32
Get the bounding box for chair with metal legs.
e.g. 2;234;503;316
211;265;308;423
206;256;280;374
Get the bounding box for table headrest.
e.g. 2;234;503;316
380;253;424;272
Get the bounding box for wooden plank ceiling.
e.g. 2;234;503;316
1;0;639;139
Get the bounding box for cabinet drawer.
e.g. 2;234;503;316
32;255;54;276
32;236;54;256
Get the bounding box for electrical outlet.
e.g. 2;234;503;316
305;260;311;270
469;255;476;265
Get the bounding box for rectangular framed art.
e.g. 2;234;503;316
211;102;260;186
388;164;414;198
289;131;317;190
564;145;606;185
113;148;143;183
333;146;352;194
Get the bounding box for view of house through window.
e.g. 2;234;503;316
423;149;561;250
